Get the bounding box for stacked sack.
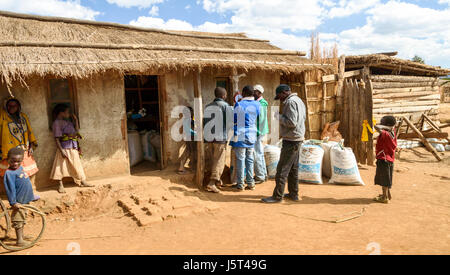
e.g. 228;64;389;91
264;144;281;179
327;143;365;186
298;141;325;184
264;139;365;186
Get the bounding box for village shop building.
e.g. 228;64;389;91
0;11;335;190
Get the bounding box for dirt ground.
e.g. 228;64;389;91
1;144;448;255
440;103;450;123
2;107;450;255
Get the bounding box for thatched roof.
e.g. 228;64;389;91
0;10;333;86
345;54;450;77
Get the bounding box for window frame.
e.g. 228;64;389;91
46;77;79;130
215;77;233;105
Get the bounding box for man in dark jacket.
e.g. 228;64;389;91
262;84;306;203
203;87;233;193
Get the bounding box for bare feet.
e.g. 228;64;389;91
16;240;31;247
80;181;94;188
58;181;66;194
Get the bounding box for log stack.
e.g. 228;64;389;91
371;75;440;123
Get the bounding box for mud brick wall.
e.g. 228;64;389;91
0;73;129;190
162;69;280;165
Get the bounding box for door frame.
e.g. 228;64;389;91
123;74;166;171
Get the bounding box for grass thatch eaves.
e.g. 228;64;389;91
0;11;334;86
346;54;450;77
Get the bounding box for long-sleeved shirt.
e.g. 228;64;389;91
230;97;261;148
3;166;35;206
203;98;233;143
376;130;397;163
256;97;269;137
279;93;306;141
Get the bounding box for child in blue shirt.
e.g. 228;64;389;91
3;147;36;247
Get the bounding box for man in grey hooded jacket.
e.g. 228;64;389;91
262;84;306;203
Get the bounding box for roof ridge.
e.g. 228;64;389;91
0;10;270;42
0;41;307;56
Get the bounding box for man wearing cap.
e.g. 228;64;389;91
253;84;269;184
262;84;306;203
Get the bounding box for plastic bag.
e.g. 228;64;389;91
321;121;343;142
320;141;339;178
128;131;143;167
264;145;281;179
149;133;162;161
141;131;156;162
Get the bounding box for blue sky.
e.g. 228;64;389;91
1;0;449;68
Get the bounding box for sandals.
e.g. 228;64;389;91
206;184;221;193
373;196;389;204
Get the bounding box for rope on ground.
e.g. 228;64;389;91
44;235;122;241
281;207;367;224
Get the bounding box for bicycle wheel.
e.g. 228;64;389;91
0;200;11;239
0;205;46;252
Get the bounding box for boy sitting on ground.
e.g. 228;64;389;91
373;116;398;204
3;147;38;246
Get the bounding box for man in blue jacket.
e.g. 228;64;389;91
230;86;261;191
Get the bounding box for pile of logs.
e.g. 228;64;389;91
396;113;449;161
372;75;440;123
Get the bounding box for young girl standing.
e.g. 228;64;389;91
50;104;93;193
373;116;398;204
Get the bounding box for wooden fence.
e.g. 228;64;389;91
281;70;338;140
340;68;375;165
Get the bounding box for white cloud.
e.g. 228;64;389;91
148;6;159;16
333;1;450;66
129;0;450;68
0;0;100;20
106;0;164;9
199;0;327;32
328;0;380;18
130;16;194;31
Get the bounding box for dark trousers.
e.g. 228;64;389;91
272;140;302;200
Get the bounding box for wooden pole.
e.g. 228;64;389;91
423;114;442;133
367;81;375;166
358;79;367;164
343;79;350;147
336;55;346;122
321;82;327;132
354;79;361;162
193;70;205;189
402;116;442;161
348;79;355;151
302;72;312;140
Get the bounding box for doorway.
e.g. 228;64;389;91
124;75;163;173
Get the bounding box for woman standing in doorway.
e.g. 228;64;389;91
0;97;39;190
